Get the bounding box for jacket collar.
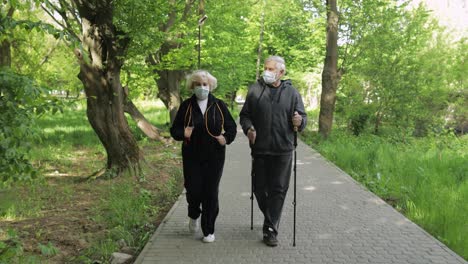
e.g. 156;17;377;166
190;93;217;108
257;78;292;89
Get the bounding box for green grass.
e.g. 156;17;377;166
1;100;184;263
301;129;468;259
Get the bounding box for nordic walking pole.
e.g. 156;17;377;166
249;127;256;230
250;154;254;230
293;127;297;246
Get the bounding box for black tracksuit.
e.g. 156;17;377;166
170;93;237;236
240;79;307;236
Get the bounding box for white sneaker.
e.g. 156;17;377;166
202;234;215;243
188;217;199;233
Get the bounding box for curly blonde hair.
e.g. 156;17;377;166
186;70;218;91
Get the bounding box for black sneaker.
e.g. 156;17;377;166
263;229;278;247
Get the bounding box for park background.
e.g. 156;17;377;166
0;0;466;263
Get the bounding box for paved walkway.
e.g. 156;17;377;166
135;129;466;264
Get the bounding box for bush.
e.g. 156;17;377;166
0;69;61;186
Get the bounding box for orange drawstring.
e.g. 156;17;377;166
205;103;225;138
184;102;224;138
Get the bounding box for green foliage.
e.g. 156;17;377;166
203;0;256;101
0;228;41;263
38;242;59;257
302;130;468;259
83;169;183;262
335;1;466;135
0;69;60;186
94;181;156;230
0;229;23;262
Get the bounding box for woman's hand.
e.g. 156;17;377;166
215;135;226;146
247;127;256;144
184;126;194;139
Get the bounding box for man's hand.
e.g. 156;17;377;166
292;111;302;129
184;126;194;139
247;127;256;145
215;135;226;146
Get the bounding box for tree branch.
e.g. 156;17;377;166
122;90;168;142
39;40;60;67
41;3;81;42
7;6;15;17
183;0;197;20
60;0;82;26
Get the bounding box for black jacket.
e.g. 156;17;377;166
240;79;307;155
171;94;237;160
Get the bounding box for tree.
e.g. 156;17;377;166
40;0;178;175
73;0;142;174
1;1;61;185
319;0;340;138
145;0;198;124
41;0;143;175
334;1;460;136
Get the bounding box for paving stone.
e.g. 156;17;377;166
134;129;467;264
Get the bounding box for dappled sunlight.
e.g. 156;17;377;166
339;204;349;210
0;207;27;222
344;227;359;234
43;126;92;136
303;185;316;191
368;197;386;205
317;233;332;239
240;192;251;197
395;219;411;227
297;160;311;165
331;181;344;185
134;99;166;109
44;171;71;177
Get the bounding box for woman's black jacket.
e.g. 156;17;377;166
170;93;237;161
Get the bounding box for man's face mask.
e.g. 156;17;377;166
194;85;210;100
262;70;277;84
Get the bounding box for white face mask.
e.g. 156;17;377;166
262;70;277;84
194;85;210;100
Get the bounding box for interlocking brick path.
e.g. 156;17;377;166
135;129;466;264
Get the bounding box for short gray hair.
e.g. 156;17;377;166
186;70;218;91
265;55;286;74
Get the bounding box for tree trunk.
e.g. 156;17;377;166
0;7;14;68
319;0;340;138
255;0;266;80
374;111;382;134
73;1;140;174
0;40;11;68
146;42;184;125
146;1;195;125
154;69;184;124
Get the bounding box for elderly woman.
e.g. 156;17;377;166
170;70;237;243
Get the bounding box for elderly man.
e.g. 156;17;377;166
240;55;307;247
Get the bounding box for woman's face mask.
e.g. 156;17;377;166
194;85;210;100
262;70;277;84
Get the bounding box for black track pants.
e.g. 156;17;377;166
253;153;292;235
183;154;225;236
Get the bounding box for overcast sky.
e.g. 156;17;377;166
408;0;468;34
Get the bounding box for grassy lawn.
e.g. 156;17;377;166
301;127;468;260
0;100;183;263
